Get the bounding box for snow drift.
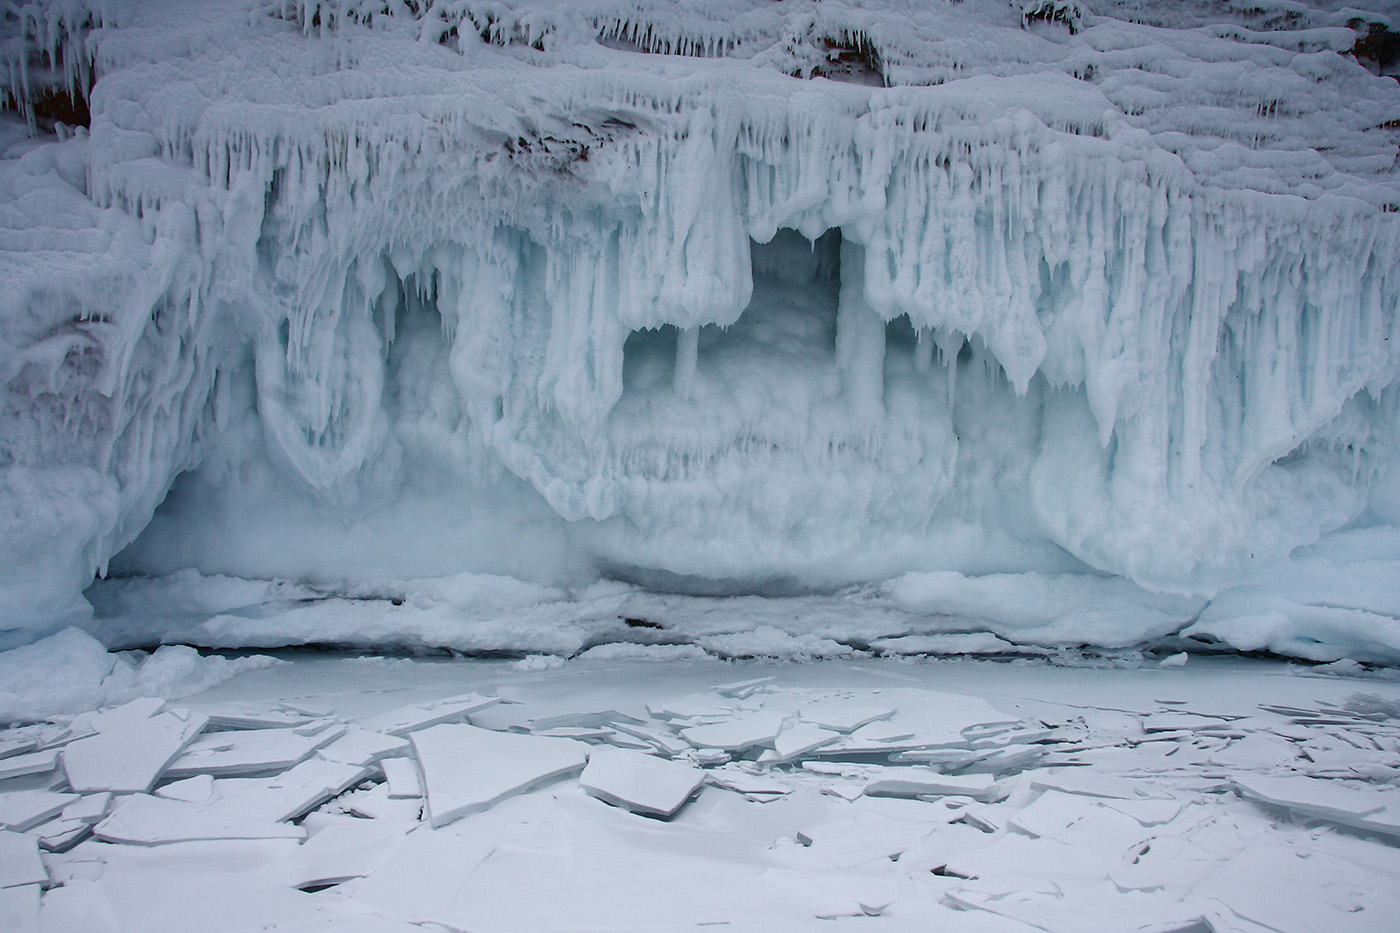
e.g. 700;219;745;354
3;0;1400;659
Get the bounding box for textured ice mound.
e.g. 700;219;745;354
2;0;1400;654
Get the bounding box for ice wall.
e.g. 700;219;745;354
3;0;1400;652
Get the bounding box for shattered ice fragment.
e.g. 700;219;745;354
93;794;306;844
1157;652;1188;667
261;816;407;889
579;746;706;818
358;694;501;737
60;793;111;825
62;699;208;793
772;723;841;760
0;750;57;782
710;677;776;699
0;830;46;888
681;712;785;751
0;790;78;832
316;729;411;768
800;703;896;734
380;757;422;799
410;724;588;828
864;771;1003;802
165;721;346;777
210;758;374;823
156;774;218;805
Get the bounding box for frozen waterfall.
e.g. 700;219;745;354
3;0;1400;660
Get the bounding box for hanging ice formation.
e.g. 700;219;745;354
2;0;1400;651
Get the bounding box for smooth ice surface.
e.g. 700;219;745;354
0;0;1397;658
410;723;589;827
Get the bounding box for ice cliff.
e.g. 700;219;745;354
3;0;1400;658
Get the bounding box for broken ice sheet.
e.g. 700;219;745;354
680;711;785;751
341;827;496;924
579;746;706;818
357;694;500;736
411;723;588;827
317;728;411;768
0;830;47;887
772;723;841;760
93;794;306;844
208;757;373;823
165;721;347;777
1191;843;1400;933
947;876;1207;933
380;757;422;799
863;770;1004;802
260;815;407;889
800;702;896;733
0;789;78;832
63;698;208;793
0;750;57;782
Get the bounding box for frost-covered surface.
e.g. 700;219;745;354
3;653;1399;929
3;1;1400;656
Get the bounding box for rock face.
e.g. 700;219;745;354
2;1;1400;644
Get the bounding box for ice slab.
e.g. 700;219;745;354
1232;774;1388;824
579;746;706;818
38;867;375;933
411;724;589;828
380;757;422;798
262;816;407;889
211;758;373;823
773;723;841;760
711;677;776;699
948;877;1207;933
681;712;785;751
0;830;46;887
1029;769;1145;800
316;729;410;768
358;694;500;737
1191;844;1400;933
63;698;208;793
648;694;738;721
0;736;38;761
800;703;896;734
794;813;931;867
0;751;57;782
0;882;38;932
864;771;1003;802
0;790;78;832
31;817;90;852
203;706;315;730
93;794;306;844
61;793;111;825
156;774;218;806
345;827;496;923
165;721;346;777
339;784;424;823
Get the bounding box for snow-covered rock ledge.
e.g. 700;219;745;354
3;0;1400;658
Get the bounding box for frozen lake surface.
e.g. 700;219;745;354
4;651;1399;931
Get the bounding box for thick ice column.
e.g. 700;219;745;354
835;238;885;421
